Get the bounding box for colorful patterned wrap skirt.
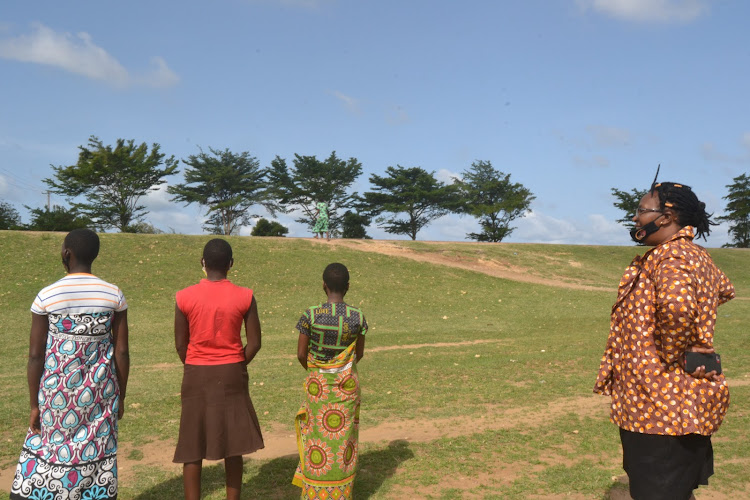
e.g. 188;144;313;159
293;342;359;499
11;313;120;500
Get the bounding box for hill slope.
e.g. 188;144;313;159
0;232;747;499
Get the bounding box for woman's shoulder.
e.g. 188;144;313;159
176;281;202;295
38;274;121;296
177;280;253;302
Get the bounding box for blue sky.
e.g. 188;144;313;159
1;0;748;246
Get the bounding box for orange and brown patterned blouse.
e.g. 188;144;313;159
594;226;735;436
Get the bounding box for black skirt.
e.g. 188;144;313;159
173;362;264;463
620;428;713;500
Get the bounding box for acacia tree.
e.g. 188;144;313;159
0;201;22;229
168;147;267;235
363;166;454;240
265;152;363;235
45;136;178;231
452;160;534;242
718;173;750;248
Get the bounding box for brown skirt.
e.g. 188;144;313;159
173;362;264;463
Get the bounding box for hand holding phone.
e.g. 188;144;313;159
684;351;722;376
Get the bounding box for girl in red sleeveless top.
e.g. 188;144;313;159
172;239;264;500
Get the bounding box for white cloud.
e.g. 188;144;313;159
586;125;632;148
141;184;176;212
418;214;476;241
436;168;460;184
381;208;631;245
135;56;180;88
140;184;203;233
512;210;631;245
0;174;9;196
576;0;711;23
331;90;361;115
0;23;179;88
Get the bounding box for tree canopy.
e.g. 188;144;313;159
124;221;164;234
611;187;647;230
0;201;22;230
340;210;371;239
452;160;534;242
168;147;267;235
45;136;178;231
266;152;363;235
251;218;288;237
718;173;750;248
363;166;454;240
25;205;92;231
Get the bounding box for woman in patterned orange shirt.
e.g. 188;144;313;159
594;174;735;500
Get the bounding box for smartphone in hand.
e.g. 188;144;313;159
684;352;722;375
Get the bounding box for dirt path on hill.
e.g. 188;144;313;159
310;238;613;292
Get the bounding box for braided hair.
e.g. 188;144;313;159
649;166;716;240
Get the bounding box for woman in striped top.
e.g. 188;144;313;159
10;229;129;500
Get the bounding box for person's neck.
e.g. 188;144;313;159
205;270;228;281
67;265;92;274
326;293;346;303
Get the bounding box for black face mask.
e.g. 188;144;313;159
630;215;664;243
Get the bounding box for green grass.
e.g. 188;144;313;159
0;231;748;499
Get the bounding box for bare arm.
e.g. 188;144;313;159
174;304;189;364
27;313;48;433
243;296;261;364
297;333;309;369
112;309;130;420
356;334;366;363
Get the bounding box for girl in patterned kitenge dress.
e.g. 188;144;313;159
10;229;129;500
292;263;368;500
594;173;734;500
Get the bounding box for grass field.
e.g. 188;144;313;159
0;231;748;499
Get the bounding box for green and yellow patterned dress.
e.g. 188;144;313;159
293;302;368;499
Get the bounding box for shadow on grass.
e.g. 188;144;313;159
133;440;414;499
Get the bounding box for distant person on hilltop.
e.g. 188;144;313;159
172;238;264;500
594;169;735;500
313;201;330;240
292;263;368;499
10;229;129;500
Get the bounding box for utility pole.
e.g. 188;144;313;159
46;191;51;210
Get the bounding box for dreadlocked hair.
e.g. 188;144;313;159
649;181;716;240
